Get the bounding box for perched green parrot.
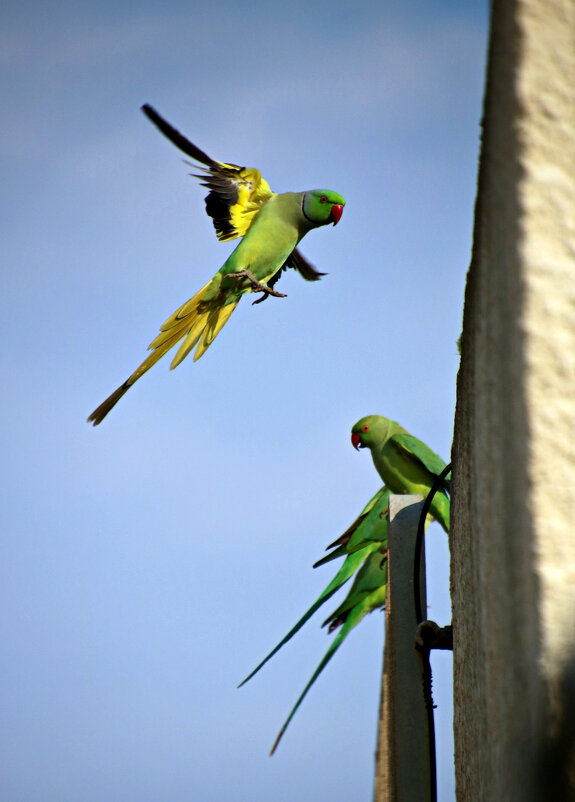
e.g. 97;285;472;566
87;104;345;425
241;418;451;753
240;486;390;754
351;415;450;532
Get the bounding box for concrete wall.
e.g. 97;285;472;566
450;0;575;799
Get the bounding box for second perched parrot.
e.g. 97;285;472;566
87;104;345;425
351;414;450;531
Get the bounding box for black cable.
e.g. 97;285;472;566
413;461;452;802
421;643;437;802
413;462;452;624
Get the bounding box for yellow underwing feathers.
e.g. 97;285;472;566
193;163;274;241
193;301;239;361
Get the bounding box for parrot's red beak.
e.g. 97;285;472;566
330;204;344;225
351;432;362;450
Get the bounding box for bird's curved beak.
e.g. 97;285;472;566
330;204;344;225
351;432;362;450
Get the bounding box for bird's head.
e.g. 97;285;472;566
351;415;396;451
302;190;345;226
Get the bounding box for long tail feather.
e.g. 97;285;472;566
86;383;132;426
86;325;188;426
270;556;387;755
87;279;236;425
148;285;210;351
193;301;238;362
239;490;390;684
269;601;375;756
168;311;212;368
238;543;378;689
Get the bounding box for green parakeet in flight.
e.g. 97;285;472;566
87;104;345;425
351;414;450;532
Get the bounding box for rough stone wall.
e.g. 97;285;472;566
450;0;575;799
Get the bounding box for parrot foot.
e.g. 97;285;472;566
225;269;287;303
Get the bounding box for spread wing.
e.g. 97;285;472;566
141;104;327;285
142;104;273;241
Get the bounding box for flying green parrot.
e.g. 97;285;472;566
239;486;390;754
87;104;345;425
351;415;450;531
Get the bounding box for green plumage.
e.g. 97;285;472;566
351;415;450;532
240;486;390;754
268;548;387;756
241;417;451;753
87;105;345;425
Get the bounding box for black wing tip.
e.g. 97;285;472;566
309;271;328;281
141;103;158;121
140;104;216;167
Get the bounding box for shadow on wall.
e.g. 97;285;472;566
539;651;575;801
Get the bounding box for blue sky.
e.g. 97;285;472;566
2;1;487;799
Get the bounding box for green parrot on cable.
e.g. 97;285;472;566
87;104;345;425
351;415;450;532
240;416;450;753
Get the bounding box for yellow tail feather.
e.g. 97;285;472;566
193;301;239;361
169;311;211;368
87;277;238;426
148;280;211;350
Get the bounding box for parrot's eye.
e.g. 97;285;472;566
320;195;328;203
362;424;370;432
